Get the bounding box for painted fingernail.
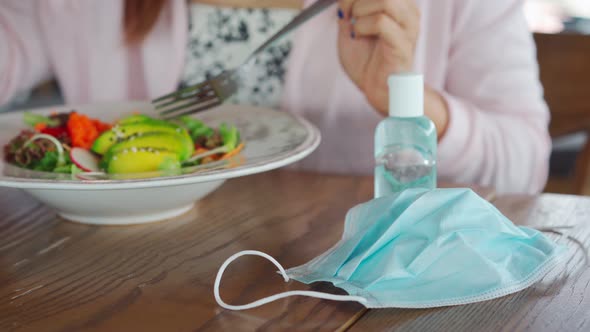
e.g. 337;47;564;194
350;17;357;25
351;30;356;39
338;8;344;19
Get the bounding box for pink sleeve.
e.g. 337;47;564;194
437;0;551;194
0;1;52;106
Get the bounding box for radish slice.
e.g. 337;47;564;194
70;148;101;172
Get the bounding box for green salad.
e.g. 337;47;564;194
3;112;244;176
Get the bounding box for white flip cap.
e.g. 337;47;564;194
388;73;424;117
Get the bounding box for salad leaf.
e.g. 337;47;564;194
219;123;240;151
193;126;214;139
178;116;204;130
24;112;60;128
34;151;59;172
179;116;213;139
32;151;76;173
54;163;82;174
183;123;241;165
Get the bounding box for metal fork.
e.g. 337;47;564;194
153;0;338;119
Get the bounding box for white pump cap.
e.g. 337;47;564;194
388;73;424;117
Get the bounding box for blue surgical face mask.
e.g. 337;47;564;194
214;188;566;310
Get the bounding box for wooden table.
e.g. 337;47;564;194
0;171;589;332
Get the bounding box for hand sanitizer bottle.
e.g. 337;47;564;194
374;73;437;198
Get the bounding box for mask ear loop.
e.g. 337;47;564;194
536;225;589;266
214;250;368;311
534;225;574;233
536;225;576;244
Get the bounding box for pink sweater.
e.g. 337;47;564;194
0;0;550;194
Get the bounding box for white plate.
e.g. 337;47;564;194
0;101;320;225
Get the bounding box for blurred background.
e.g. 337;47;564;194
522;0;590;195
1;0;589;195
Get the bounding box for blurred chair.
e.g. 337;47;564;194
1;80;63;112
535;32;590;195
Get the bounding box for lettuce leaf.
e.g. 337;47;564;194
219;123;240;150
179;116;214;139
23;112;59;128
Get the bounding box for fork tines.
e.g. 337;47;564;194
153;71;238;119
153;81;221;119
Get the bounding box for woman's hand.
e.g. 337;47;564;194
337;0;448;137
337;0;419;114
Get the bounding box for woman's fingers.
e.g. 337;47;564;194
339;0;356;20
352;13;410;50
360;0;418;32
339;0;420;39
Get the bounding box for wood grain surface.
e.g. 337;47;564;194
0;169;524;332
0;171;370;331
350;194;590;332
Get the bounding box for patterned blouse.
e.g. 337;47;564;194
180;3;299;109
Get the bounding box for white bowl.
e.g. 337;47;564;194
0;101;320;225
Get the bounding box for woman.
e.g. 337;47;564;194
0;0;550;194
